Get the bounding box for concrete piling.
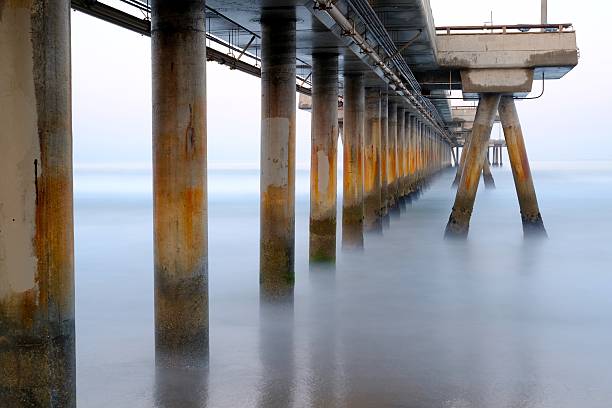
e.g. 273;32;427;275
387;101;399;209
482;156;496;189
445;94;501;238
405;115;413;193
0;1;75;405
152;0;208;367
364;88;383;232
380;92;389;218
342;74;365;249
309;54;339;263
404;111;413;195
260;11;297;298
397;106;406;198
498;97;547;236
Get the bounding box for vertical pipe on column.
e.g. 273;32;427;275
153;0;208;367
342;74;365;249
0;1;75;404
397;106;406;197
364;88;382;232
387;101;398;208
498;97;547;236
260;11;296;298
380;92;389;218
309;54;339;263
445;94;501;238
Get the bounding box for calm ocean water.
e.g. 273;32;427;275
74;163;612;407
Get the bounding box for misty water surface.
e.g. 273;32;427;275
74;164;612;407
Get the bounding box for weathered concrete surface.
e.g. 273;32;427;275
342;74;365;249
406;114;415;192
499;97;547;236
380;92;389;216
445;94;501;238
0;0;75;405
364;88;382;232
152;0;208;367
461;68;534;94
387;101;398;208
437;32;578;78
397;106;406;197
260;12;296;298
403;111;412;194
309;54;338;263
482;156;496;189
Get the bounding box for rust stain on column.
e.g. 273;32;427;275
152;0;208;367
309;53;338;263
0;1;75;405
445;94;501;238
260;11;296;298
364;88;382;232
397;106;406;197
342;74;365;249
499;96;547;236
482;154;496;189
387;101;398;208
380;92;389;217
453;134;471;187
408;115;417;190
404;111;413;194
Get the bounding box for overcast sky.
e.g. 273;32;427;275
71;1;612;169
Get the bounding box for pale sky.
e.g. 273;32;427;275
71;1;612;169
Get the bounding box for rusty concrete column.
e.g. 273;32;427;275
152;0;208;367
404;111;412;194
406;114;414;192
445;94;501;238
260;12;296;298
499;97;547;236
397;106;406;197
380;92;389;217
0;1;75;405
364;88;382;232
309;53;338;264
415;119;422;185
342;74;365;249
452;134;471;187
482;155;496;189
387;101;398;207
411;116;419;187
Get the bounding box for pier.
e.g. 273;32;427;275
0;0;578;406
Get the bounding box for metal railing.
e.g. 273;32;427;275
436;23;573;35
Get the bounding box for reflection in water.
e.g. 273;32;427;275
307;265;344;406
154;365;208;408
74;166;612;407
257;294;295;408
